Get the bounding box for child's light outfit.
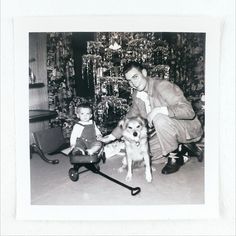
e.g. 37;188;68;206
70;120;102;155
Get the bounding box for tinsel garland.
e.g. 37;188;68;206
47;33;75;112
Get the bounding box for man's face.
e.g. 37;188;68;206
125;67;148;92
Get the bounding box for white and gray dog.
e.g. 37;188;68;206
119;116;152;182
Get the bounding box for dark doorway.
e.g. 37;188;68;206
72;32;96;97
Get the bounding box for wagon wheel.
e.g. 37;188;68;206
69;168;79;182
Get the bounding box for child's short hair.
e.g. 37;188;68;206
75;102;93;114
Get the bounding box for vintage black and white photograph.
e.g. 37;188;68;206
2;0;235;234
11;15;223;222
29;31;205;206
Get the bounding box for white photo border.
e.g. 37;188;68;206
14;15;221;221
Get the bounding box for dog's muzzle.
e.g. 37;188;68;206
132;132;140;146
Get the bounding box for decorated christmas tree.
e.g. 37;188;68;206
81;32;170;134
47;33;75;112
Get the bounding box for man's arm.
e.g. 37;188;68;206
158;81;196;120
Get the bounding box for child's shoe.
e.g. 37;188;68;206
72;147;85;156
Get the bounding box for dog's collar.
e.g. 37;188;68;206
123;137;140;146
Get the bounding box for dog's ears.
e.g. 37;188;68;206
136;116;146;126
118;118;129;129
118;119;124;128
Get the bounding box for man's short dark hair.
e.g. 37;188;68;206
122;61;144;75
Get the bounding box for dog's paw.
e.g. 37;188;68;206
146;174;152;183
118;167;124;173
125;174;132;182
151;166;156;172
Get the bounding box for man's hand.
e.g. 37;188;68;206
98;134;116;143
147;106;168;127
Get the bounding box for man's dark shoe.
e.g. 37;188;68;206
183;143;204;162
161;155;184;175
